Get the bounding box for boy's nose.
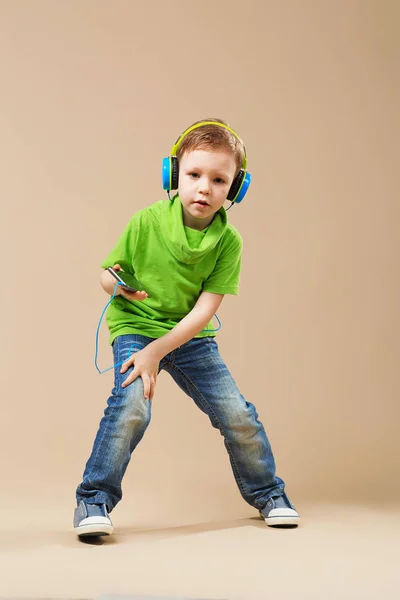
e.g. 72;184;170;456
198;178;211;194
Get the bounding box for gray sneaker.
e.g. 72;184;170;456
74;500;113;537
260;493;300;527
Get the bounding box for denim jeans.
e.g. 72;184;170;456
76;334;285;511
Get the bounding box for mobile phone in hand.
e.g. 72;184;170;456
107;267;151;297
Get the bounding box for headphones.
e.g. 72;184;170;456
162;121;251;203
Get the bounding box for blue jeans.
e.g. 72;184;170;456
76;334;285;511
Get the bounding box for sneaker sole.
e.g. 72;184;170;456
264;515;300;527
260;508;300;527
74;516;113;537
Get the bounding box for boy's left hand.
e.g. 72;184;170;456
120;346;160;400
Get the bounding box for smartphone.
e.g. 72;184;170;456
107;267;151;297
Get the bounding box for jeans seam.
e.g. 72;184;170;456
88;338;125;472
85;338;131;500
113;339;123;394
166;362;249;500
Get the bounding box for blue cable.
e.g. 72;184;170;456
94;282;222;374
94;282;131;374
202;313;222;333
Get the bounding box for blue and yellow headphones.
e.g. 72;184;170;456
161;121;251;203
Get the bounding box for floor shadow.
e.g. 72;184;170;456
113;515;270;541
0;516;267;552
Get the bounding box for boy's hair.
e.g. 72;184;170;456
176;118;245;175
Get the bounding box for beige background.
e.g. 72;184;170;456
0;1;399;598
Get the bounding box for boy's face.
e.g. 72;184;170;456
178;149;237;230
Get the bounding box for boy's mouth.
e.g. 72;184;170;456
194;200;209;206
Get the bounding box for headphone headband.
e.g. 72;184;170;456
171;121;248;170
162;120;251;203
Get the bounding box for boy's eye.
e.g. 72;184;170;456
214;177;225;184
189;172;200;179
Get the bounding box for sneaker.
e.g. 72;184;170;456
260;493;300;527
73;500;113;537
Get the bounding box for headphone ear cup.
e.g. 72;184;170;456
227;170;245;202
227;170;251;203
162;157;171;190
171;157;179;190
162;157;179;190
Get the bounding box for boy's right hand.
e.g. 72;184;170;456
112;264;149;301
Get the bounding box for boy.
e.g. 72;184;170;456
74;119;300;537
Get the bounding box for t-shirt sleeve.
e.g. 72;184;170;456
100;215;139;273
202;228;243;295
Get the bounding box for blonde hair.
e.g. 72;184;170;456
176;118;245;175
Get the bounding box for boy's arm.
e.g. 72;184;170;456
119;291;224;397
149;291;224;360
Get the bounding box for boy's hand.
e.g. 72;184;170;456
112;264;148;301
120;345;160;400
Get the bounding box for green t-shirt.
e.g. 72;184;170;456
101;195;243;344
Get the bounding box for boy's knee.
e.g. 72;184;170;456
220;401;260;439
125;381;151;419
111;378;152;430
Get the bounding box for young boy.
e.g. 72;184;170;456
74;119;300;537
